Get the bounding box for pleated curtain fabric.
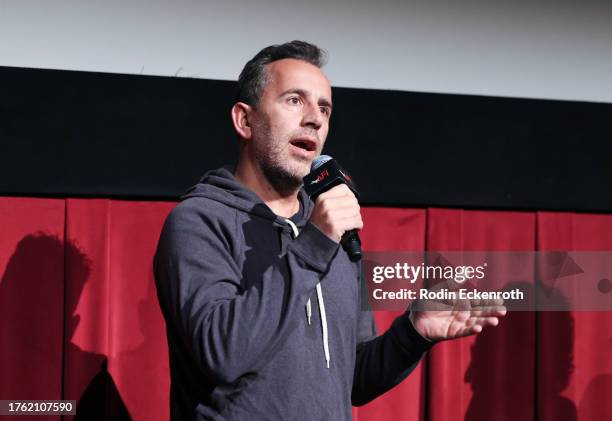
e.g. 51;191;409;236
1;197;612;420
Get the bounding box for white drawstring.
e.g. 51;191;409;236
306;299;312;325
315;283;330;368
285;219;330;369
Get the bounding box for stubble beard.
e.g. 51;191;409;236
251;119;314;196
255;138;308;196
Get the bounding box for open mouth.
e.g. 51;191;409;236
289;138;317;152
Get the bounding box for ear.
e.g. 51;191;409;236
231;102;253;140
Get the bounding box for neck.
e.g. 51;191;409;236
234;155;300;219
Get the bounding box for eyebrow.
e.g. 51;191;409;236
280;88;333;110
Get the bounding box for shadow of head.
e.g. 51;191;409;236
0;233;91;339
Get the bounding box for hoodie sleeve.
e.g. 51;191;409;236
154;200;339;384
351;266;433;406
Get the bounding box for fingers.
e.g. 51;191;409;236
319;196;360;217
316;183;354;200
454;316;499;337
468;306;507;318
467;324;483;334
310;184;362;242
468;298;507;318
467;316;500;328
470;298;504;308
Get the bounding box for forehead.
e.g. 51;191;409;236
263;58;332;98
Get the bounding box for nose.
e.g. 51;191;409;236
301;102;324;131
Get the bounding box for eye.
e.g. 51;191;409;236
287;96;302;105
320;106;331;117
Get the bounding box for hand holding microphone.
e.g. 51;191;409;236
310;183;362;242
304;155;363;261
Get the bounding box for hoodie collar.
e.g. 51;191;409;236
182;166;314;228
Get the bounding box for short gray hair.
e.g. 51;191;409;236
236;40;327;107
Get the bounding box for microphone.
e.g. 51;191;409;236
303;155;362;262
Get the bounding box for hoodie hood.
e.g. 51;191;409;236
181;166;315;228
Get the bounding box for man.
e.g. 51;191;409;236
154;40;505;420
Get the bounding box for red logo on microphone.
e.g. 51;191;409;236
310;169;329;184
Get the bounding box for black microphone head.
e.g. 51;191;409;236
311;155;333;171
303;155;358;199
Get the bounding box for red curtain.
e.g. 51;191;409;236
0;198;65;421
425;209;537;421
1;197;611;420
354;208;427;421
537;212;612;421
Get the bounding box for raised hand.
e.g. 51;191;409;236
408;281;507;341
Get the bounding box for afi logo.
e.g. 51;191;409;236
310;169;329;184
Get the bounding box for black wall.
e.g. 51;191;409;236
1;65;611;212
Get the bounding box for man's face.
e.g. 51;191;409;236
248;58;332;193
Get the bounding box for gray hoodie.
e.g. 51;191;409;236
154;167;431;420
